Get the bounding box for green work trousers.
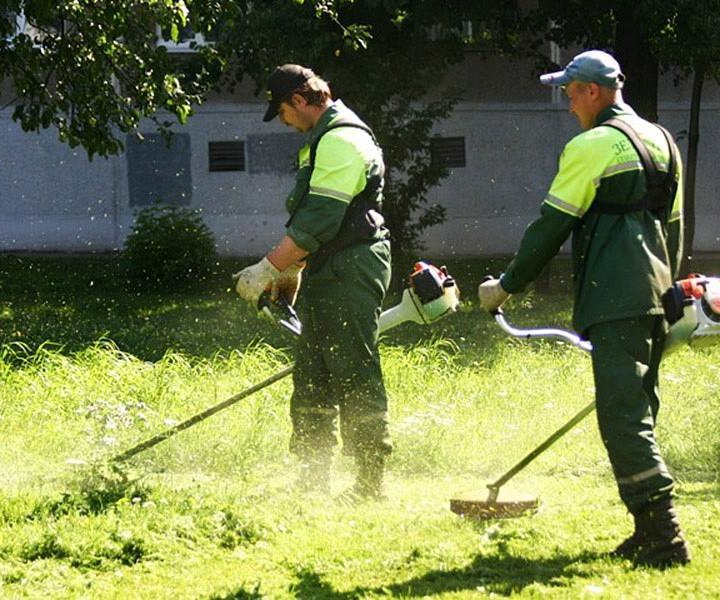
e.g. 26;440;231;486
587;315;675;514
289;239;392;464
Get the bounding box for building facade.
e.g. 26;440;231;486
1;52;718;257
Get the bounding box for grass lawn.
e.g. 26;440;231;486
1;253;719;598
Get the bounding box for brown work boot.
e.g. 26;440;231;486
635;533;690;569
611;532;645;559
610;513;644;559
631;498;691;569
335;454;386;504
294;456;331;495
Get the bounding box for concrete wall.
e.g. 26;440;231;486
0;120;123;252
424;103;720;256
2;62;719;257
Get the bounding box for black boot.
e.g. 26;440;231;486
631;498;691;568
610;514;644;559
611;533;643;559
354;454;385;500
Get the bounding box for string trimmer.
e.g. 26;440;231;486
112;261;459;462
450;308;594;519
451;272;720;520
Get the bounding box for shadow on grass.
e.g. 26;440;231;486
0;254;292;361
208;587;263;600
676;480;720;502
323;550;598;597
5;253;720;363
216;551;599;599
0;253;590;366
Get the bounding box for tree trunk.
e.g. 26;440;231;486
681;65;704;272
614;5;659;122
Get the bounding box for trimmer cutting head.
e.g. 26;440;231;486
450;488;538;519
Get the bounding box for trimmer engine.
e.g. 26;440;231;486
663;274;720;352
378;261;460;332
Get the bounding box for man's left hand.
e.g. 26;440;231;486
478;277;510;312
271;262;304;306
233;257;280;307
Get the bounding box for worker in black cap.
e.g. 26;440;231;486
234;64;392;501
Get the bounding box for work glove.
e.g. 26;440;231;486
478;277;511;312
232;257;280;307
271;262;304;306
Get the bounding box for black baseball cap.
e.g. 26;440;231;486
263;64;316;122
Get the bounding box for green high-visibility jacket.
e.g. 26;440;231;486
500;103;684;334
285;100;386;255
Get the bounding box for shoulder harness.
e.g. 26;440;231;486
589;117;678;215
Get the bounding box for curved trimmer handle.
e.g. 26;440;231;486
491;308;593;353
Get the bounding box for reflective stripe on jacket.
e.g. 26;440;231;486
285;100;385;254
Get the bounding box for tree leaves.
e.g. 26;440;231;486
0;0;225;159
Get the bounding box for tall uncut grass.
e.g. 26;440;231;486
2;332;718;491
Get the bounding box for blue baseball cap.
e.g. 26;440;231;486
540;50;625;89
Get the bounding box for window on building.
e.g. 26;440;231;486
430;136;466;168
247;133;303;175
427;19;479;44
127;133;192;206
1;10;74;48
208;141;245;172
25;18;66;43
156;23;217;53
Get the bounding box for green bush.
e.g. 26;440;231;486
123;206;218;290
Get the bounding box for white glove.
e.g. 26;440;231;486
478;277;511;312
271;262;304;305
233;257;280;306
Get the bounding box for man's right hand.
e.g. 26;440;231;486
478;277;511;312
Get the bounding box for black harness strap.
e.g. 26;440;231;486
309;122;377;165
589;117;677;215
296;120;387;273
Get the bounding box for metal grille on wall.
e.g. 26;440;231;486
430;136;466;168
208;141;245;172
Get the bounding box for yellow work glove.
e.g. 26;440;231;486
271;262;304;306
232;257;280;307
477;277;511;312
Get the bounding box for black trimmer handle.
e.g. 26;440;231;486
257;292;303;336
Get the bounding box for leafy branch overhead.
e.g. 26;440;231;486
0;0;517;160
0;0;376;158
0;0;226;159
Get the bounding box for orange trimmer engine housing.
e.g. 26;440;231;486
663;274;720;323
662;274;720;351
408;261;456;305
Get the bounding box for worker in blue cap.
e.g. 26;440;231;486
479;50;690;568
